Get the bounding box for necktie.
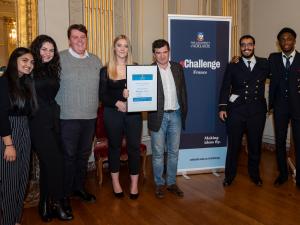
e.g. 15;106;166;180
247;60;251;71
284;55;291;70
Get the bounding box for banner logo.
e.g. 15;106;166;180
197;32;204;41
191;32;211;49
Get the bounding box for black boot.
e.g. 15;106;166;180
52;200;73;221
38;198;52;222
62;197;73;215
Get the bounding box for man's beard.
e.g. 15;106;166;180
241;50;254;59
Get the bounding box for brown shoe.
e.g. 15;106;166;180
155;185;165;199
167;184;184;197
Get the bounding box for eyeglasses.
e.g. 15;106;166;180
240;43;254;48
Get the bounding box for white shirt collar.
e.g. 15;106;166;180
242;55;256;65
282;49;296;59
68;48;89;59
157;62;171;71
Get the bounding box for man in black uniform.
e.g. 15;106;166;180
269;27;300;187
219;35;269;186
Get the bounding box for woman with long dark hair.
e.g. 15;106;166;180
30;35;73;222
0;47;37;225
99;35;142;199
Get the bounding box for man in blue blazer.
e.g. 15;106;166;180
219;35;269;186
269;27;300;187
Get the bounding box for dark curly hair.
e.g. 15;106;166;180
30;34;61;79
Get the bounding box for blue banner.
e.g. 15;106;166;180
168;15;231;173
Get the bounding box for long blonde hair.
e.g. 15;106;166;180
107;34;133;79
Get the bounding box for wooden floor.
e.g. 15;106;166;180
22;149;300;225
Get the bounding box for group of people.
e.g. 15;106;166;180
219;27;300;189
3;22;298;225
0;24;187;225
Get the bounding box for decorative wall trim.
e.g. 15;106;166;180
17;0;37;47
222;0;239;56
84;0;114;65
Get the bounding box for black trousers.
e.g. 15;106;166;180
60;119;96;196
30;125;64;201
225;106;266;180
103;107;142;175
30;103;64;201
273;112;300;183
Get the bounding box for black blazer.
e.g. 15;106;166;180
148;61;188;132
219;56;269;115
269;52;300;117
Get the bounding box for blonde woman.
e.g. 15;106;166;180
99;35;142;199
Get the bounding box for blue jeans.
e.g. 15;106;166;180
151;110;182;186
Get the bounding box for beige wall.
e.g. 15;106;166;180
38;0;70;50
249;0;300;58
249;0;300;144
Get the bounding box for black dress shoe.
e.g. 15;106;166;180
274;176;288;186
73;190;96;203
155;185;165;199
62;197;72;215
113;191;124;198
52;201;73;221
129;193;139;200
251;177;263;186
167;184;184;197
223;178;233;187
38;199;52;222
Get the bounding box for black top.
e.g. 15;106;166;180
29;66;60;132
0;76;11;136
0;75;32;137
34;70;60;107
99;67;126;108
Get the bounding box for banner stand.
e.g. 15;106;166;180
168;15;232;174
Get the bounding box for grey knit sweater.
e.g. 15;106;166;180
56;50;102;119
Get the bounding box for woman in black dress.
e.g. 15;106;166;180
0;47;37;225
30;35;72;222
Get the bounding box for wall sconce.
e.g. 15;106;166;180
9;22;17;40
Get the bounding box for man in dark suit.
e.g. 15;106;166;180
219;35;269;187
269;27;300;187
148;39;187;199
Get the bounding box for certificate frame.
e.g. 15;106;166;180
126;65;158;112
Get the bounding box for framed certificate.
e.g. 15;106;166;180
126;65;157;112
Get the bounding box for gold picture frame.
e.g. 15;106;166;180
17;0;38;47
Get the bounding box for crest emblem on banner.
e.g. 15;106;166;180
197;32;204;42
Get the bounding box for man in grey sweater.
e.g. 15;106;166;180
56;24;102;214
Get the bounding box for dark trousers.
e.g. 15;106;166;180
274;112;300;183
31;126;64;201
225;107;266;180
103;107;142;175
60;119;96;196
